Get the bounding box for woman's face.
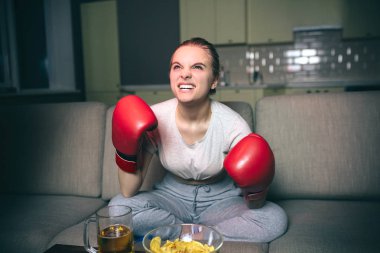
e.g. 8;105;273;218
169;45;217;104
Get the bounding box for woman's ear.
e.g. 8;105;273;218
211;78;218;89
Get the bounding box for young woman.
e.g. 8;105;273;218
110;38;287;242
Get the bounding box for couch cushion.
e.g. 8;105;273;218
270;199;380;253
255;91;380;200
101;101;254;200
0;194;106;253
0;102;107;197
221;241;268;253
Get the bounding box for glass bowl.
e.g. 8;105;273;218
142;224;224;253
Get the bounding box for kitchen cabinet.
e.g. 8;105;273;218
215;0;246;44
247;0;343;44
180;0;379;45
246;0;380;44
180;0;215;43
81;0;120;105
180;0;246;44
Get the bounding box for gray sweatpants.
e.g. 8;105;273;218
109;174;287;243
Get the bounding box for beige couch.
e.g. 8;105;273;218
1;90;379;253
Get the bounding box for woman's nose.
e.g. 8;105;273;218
180;68;192;79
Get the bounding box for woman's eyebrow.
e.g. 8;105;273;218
170;62;207;67
170;61;182;66
191;62;208;69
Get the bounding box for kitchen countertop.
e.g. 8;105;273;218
120;80;380;92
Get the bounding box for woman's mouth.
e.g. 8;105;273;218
178;83;195;90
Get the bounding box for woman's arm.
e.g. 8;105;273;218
117;148;155;197
118;168;142;198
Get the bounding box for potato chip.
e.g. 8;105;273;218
150;236;163;253
150;236;215;253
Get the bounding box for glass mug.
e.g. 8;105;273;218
84;205;134;253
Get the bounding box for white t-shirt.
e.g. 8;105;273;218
148;98;251;180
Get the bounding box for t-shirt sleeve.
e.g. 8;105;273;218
228;116;251;150
215;101;252;152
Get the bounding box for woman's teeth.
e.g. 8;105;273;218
179;84;194;90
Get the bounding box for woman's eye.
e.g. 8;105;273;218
172;65;181;70
193;65;203;70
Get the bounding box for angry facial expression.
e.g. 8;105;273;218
169;45;218;105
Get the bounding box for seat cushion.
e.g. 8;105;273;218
221;241;268;253
270;199;380;253
0;194;106;253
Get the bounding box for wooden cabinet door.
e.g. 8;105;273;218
81;0;120;105
180;0;246;45
247;0;343;44
215;0;246;44
180;0;216;43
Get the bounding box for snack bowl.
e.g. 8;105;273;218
142;224;224;253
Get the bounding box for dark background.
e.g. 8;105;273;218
117;0;180;85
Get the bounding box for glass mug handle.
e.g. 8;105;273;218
83;217;97;253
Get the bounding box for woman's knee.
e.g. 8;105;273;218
244;201;288;241
108;193;154;211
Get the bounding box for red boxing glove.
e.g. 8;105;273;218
224;133;275;208
112;95;158;173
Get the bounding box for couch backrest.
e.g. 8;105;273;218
0;102;107;197
101;100;254;200
255;91;380;200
